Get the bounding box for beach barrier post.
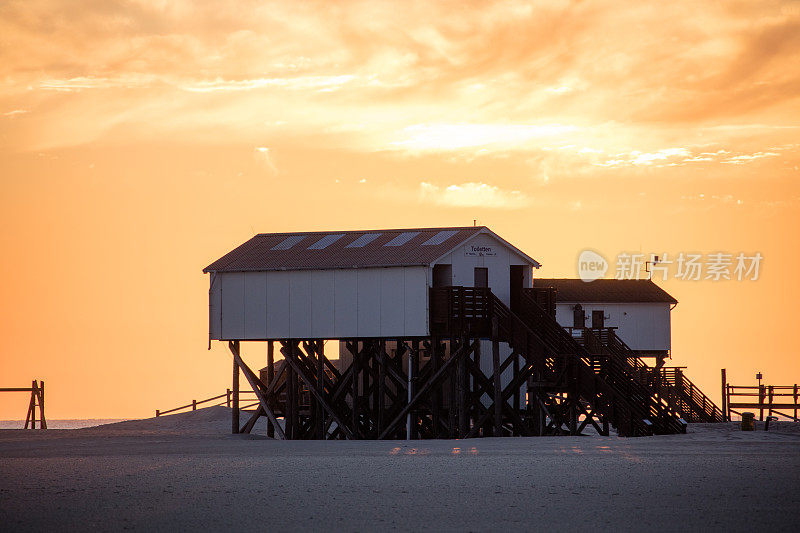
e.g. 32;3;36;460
232;351;240;434
721;369;728;422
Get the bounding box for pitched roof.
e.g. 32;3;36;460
533;278;678;304
203;226;540;273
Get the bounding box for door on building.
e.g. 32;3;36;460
592;310;605;329
509;265;525;312
433;264;452;288
573;304;585;328
474;267;488;288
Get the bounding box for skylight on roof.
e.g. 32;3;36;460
383;231;420;247
271;235;305;250
422;230;459;246
308;234;345;250
346;233;382;248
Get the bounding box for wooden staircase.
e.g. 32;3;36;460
515;290;686;435
656;367;725;422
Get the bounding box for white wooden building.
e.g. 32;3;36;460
533;278;677;361
204;226;540;341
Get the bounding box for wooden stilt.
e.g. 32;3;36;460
432;338;442;438
351;341;360;439
267;341;275;438
492;321;502;437
410;340;419;440
316;340;325;439
457;336;468;437
232;353;240;434
227;341;285;439
378;340;386;438
720;368;727;422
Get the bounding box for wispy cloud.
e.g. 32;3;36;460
418;181;530;209
2;109;28;117
391;123;579;152
38;76;158;91
721;152;780;164
182;75;357;93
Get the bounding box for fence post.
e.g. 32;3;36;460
192;399;197;411
758;385;765;421
721;369;727;422
38;380;46;430
768;386;773;418
31;380;37;429
156;410;160;417
226;388;231;408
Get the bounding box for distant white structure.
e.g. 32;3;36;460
533;278;677;364
204;226;539;341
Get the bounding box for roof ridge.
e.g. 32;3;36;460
255;226;487;236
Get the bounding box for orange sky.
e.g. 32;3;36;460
1;0;799;419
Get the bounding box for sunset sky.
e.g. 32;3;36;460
1;0;799;419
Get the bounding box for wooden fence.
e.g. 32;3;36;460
0;380;46;429
725;383;799;421
155;389;259;417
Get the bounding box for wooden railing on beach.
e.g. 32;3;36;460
0;380;46;429
726;384;799;421
155;389;259;417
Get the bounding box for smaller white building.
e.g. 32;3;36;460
533;279;677;362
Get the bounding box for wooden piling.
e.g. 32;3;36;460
232;349;240;434
267;341;275;438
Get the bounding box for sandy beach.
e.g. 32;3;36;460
1;407;798;532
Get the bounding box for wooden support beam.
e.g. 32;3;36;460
432;338;441;438
350;340;360;439
378;340;386;437
316;340;325;439
267;341;275;438
492;320;502;436
38;381;46;430
240;405;265;434
228;340;286;440
232;353;240;434
457;336;468;437
281;342;355;440
378;339;477;440
410;340;419;440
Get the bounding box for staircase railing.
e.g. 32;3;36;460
429;286;687;436
659;367;725;422
517;290;686;435
575;326;724;424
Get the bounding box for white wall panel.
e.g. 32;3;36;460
243;272;267;339
289;270;312;338
266;271;291;339
210;274;222;339
404;267;429;336
311;270;335;338
555;302;671;351
436;233;530;308
334;270;359;337
210;265;440;339
357;269;381;336
380;268;405;337
220;272;245;339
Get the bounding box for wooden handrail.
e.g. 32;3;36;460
156;390;258;417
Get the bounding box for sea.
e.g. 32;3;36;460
0;419;130;430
